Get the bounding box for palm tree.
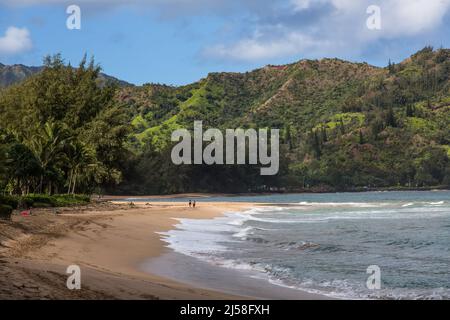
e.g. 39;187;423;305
0;146;9;189
25;121;70;194
4;142;40;195
66;140;97;194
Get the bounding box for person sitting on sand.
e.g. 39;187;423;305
20;206;32;216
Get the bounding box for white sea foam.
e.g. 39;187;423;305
232;226;254;239
266;276;450;300
297;201;385;208
242;206;285;214
402;202;414;207
428;201;444;205
158;197;450;300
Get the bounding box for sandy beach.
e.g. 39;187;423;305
0;198;328;300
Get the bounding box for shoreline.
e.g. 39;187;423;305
111;201;329;299
102;188;450;201
137;202;330;300
0;200;329;299
143;251;330;300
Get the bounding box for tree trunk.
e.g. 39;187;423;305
67;169;73;194
71;170;77;195
39;175;43;194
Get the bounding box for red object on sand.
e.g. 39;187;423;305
20;210;31;216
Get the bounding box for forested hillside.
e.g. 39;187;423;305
1;47;449;195
118;46;450;193
0;55;131;196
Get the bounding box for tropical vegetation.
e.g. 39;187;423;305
1;47;449;197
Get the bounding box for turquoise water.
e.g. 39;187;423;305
136;191;450;299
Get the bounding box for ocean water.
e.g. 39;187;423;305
137;191;450;299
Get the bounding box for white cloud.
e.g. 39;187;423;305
205;30;334;61
291;0;314;11
291;0;334;11
206;0;450;61
292;0;450;35
382;0;450;36
317;0;450;36
0;26;32;55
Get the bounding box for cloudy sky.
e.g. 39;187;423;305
1;0;450;85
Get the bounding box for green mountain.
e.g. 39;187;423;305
118;46;450;193
123;58;380;150
1;47;449;195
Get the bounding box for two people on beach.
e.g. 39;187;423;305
189;200;196;208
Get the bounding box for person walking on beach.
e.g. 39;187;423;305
193;200;196;208
189;200;192;207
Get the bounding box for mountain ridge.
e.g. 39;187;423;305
116;47;450;193
0;62;132;88
1;56;383;90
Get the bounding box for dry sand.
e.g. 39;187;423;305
0;200;251;299
0;199;328;300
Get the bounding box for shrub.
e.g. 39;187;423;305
18;197;34;208
32;202;53;208
52;194;90;206
21;194;57;207
0;195;19;209
2;194;90;209
0;204;12;220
